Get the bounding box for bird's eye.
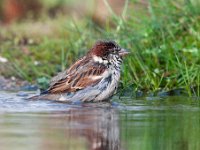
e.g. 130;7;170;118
110;49;116;53
111;48;118;54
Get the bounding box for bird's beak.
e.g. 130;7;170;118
119;48;130;57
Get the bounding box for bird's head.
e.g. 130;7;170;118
88;40;129;65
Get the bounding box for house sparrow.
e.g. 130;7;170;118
31;40;129;102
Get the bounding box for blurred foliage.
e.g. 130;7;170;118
0;0;200;95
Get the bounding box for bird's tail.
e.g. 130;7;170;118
28;95;43;100
28;93;63;101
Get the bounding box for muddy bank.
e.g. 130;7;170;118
0;76;38;91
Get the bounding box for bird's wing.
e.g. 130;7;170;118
47;57;107;94
49;57;87;87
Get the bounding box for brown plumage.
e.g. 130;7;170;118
47;57;107;94
30;40;129;102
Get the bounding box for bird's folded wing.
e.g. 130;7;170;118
49;57;86;86
47;60;107;94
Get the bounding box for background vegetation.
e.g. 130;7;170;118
0;0;200;96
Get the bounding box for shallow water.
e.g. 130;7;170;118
0;91;200;150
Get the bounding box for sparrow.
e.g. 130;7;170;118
31;40;129;102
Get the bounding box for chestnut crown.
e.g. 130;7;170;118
88;40;129;58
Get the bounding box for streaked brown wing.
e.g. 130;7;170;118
49;56;87;87
47;58;107;94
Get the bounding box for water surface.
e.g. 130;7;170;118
0;91;200;150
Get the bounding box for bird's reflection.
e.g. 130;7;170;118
41;103;121;150
66;104;120;150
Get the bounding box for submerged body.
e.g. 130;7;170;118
31;40;129;102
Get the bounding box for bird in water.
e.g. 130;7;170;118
31;40;129;102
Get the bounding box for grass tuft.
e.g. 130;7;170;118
0;0;200;96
